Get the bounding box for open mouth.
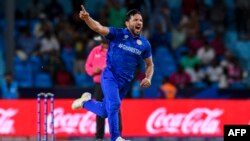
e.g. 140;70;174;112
135;26;141;30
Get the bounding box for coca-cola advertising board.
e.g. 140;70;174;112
0;99;249;137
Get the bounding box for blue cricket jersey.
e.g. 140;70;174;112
105;27;152;84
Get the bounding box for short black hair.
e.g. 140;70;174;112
125;9;142;21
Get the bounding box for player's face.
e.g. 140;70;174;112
126;14;143;36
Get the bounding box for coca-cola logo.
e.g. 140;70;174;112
146;107;223;135
47;108;109;134
0;108;18;134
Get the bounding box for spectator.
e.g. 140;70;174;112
210;33;226;58
33;13;53;38
73;36;87;74
219;67;229;89
185;64;206;84
158;76;177;99
226;58;244;85
171;24;187;50
186;32;205;53
180;50;200;70
1;72;19;99
169;65;191;89
56;20;75;50
46;50;63;76
39;26;60;54
206;59;224;86
54;63;74;86
197;41;215;65
220;50;234;68
16;26;39;57
108;1;127;28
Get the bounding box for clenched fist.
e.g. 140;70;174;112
140;78;151;88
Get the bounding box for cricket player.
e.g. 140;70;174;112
72;4;154;141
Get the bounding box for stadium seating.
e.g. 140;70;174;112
34;72;52;88
13;61;33;87
61;48;75;73
155;47;176;72
28;55;43;74
74;73;94;88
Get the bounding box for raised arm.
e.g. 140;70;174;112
79;5;109;36
140;57;154;88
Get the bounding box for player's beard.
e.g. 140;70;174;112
131;26;142;36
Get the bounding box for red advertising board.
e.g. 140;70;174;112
0;99;249;137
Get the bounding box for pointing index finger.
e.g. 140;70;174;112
81;5;86;11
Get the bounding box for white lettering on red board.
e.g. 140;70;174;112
47;108;109;134
0;108;18;134
147;107;223;135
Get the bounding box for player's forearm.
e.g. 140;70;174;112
83;16;101;32
82;16;108;36
145;63;154;81
144;57;154;81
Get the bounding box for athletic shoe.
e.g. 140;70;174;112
115;137;131;141
71;92;91;110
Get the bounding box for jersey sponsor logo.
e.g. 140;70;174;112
118;43;142;55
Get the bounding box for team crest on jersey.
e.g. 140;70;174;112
123;35;129;40
136;39;142;45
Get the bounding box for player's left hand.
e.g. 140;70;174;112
140;78;151;88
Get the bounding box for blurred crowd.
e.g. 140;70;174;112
0;0;250;99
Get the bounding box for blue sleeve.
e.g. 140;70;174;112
105;27;117;41
142;40;152;59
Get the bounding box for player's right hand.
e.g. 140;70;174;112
79;5;89;20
